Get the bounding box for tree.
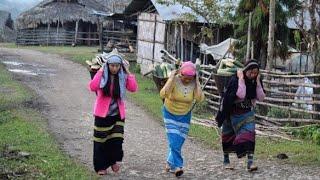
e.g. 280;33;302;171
234;0;300;68
157;0;237;43
266;0;275;70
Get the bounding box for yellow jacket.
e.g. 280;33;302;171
160;76;205;115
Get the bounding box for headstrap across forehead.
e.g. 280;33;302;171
244;59;259;72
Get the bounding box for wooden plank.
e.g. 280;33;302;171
264;88;320;98
255;115;320;124
264;97;320;105
74;20;79;45
256;101;320;115
261;72;320;78
263;79;320;88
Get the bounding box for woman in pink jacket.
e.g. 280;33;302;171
88;54;138;175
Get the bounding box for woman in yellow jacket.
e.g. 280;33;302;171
160;61;205;177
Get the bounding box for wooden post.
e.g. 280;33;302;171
246;12;252;62
216;28;220;44
112;2;115;30
33;27;36;45
174;23;178;58
251;41;254;59
152;15;157;63
266;0;275;70
88;24;91;46
190;41;193;61
98;17;104;53
56;19;60;45
180;24;184;60
74;20;79;46
166;23;169;52
47;23;50;46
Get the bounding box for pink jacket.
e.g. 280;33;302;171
88;70;138;119
236;78;265;105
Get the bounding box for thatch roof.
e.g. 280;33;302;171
16;0;109;29
95;0;131;13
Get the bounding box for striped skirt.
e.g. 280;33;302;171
93;115;124;172
162;106;191;170
222;110;256;158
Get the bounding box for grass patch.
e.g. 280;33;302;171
0;64;95;179
0;65;32;110
256;138;320;166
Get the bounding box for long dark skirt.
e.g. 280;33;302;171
93;115;124;172
221;110;255;158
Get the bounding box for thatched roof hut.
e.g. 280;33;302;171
16;0;109;29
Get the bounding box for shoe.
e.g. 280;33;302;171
174;168;184;177
165;164;170;172
247;164;258;172
111;163;120;173
97;169;107;175
224;163;234;170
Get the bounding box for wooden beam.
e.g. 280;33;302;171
74;20;79;45
56;19;60;45
257;101;320;115
152;15;157;63
246;12;252;61
47;23;50;46
180;24;184;60
98;18;104;52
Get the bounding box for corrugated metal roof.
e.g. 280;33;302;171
124;0;206;23
150;0;206;22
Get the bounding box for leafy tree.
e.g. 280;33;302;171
234;0;300;68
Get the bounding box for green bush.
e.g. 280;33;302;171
267;107;312;119
129;62;141;74
291;125;320;145
193;101;212;118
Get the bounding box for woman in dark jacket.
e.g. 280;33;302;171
216;59;265;171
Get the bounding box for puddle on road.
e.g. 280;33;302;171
1;60;56;76
8;69;38;76
2;61;24;66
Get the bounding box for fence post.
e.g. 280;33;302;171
47;23;50;46
74;20;79;46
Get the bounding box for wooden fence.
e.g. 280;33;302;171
198;66;320;125
16;29;136;47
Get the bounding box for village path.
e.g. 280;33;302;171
0;48;319;180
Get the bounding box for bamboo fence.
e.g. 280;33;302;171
16;29;136;47
197;65;320;125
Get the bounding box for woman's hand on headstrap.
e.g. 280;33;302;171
169;69;178;79
237;69;244;80
123;65;130;74
257;73;261;85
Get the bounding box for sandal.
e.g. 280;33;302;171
97;169;107;175
224;163;235;170
174;168;184;177
165;164;171;172
247;164;258;172
111;163;120;173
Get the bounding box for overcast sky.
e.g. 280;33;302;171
0;0;42;19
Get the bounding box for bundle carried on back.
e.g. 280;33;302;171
86;48;128;79
217;58;244;75
215;58;244;94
